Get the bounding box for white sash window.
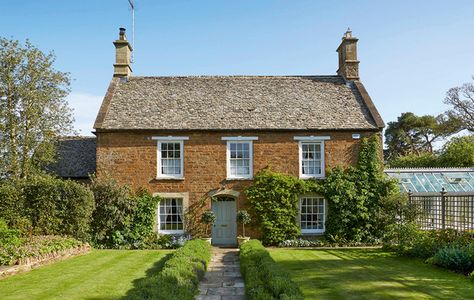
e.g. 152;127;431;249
300;196;325;234
222;136;257;180
294;136;329;179
158;198;184;234
153;136;188;179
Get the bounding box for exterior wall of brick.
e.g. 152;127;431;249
96;130;381;238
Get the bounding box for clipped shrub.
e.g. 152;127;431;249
124;239;212;300
200;210;216;237
240;240;303;300
237;210;251;237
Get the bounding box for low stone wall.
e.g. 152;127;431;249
0;244;91;279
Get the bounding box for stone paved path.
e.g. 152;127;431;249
196;247;245;300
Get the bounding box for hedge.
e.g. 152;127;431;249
0;175;94;240
124;239;212;300
240;240;303;299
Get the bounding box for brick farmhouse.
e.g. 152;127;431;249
84;28;384;245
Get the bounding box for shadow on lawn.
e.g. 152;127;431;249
119;252;173;300
272;249;474;300
83;252;173;300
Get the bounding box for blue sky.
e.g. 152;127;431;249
1;0;473;136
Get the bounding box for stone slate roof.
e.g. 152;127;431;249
48;137;96;178
94;75;384;131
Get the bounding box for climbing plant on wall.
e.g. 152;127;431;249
246;135;398;245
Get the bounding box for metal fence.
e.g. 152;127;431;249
408;189;474;231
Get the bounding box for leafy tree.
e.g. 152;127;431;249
0;37;73;179
387;135;474;168
388;153;439;168
439;135;474;167
444;76;474;131
385;112;461;161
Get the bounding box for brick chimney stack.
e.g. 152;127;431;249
113;28;133;77
336;28;359;81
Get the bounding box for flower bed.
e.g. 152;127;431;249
0;235;87;266
384;227;474;278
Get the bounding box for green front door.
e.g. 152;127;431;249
211;198;237;246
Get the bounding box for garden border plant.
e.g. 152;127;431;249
383;217;474;278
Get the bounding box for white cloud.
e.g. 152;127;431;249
67;92;103;136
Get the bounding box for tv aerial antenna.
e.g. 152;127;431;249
128;0;135;63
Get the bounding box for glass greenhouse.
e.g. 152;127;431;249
385;168;474;231
385;168;474;193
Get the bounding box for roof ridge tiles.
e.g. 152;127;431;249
128;75;343;79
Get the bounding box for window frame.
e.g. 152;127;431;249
157;197;185;235
222;136;257;180
299;196;326;234
152;136;189;179
294;136;330;179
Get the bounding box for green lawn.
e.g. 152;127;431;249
0;249;171;300
270;248;474;300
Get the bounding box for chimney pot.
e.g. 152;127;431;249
343;28;352;39
119;27;126;39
